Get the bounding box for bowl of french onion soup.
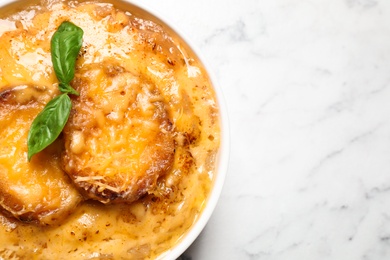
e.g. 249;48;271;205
0;0;229;259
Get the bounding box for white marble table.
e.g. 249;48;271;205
139;0;390;259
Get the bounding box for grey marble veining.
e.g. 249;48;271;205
135;0;390;259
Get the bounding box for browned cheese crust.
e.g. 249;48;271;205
0;86;82;225
62;63;175;204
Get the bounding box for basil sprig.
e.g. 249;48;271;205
27;21;83;161
51;21;83;94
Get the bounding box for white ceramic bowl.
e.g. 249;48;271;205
0;0;230;259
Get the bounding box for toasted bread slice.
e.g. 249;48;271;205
0;85;82;225
62;63;175;204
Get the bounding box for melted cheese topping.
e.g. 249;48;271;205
62;63;175;203
0;0;220;259
0;86;82;225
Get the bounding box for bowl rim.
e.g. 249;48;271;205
0;0;230;259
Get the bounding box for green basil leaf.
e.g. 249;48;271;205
27;21;83;160
27;94;72;161
59;82;79;96
51;21;83;85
